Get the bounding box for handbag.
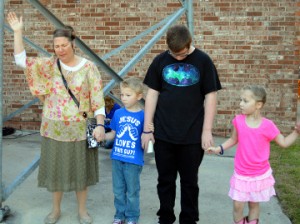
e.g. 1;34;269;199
57;59;100;148
86;117;101;148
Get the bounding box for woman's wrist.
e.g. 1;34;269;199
96;124;105;128
14;29;23;34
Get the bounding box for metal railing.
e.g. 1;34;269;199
0;0;5;218
0;0;194;220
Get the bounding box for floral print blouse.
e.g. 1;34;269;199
24;56;104;142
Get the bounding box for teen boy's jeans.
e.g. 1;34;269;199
112;160;143;223
154;139;204;224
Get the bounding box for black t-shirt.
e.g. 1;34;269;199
144;48;222;144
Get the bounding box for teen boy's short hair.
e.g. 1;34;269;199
166;25;192;52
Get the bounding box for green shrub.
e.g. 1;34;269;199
270;138;300;224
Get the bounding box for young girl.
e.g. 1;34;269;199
206;85;300;224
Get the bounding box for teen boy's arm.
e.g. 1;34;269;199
202;91;217;150
141;88;158;150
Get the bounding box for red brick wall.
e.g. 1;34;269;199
3;0;299;136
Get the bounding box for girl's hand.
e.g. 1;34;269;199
7;12;23;32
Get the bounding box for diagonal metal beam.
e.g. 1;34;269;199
3;156;40;200
101;12;177;61
185;0;194;38
26;0;122;82
103;7;186;95
1;1;189;215
3;98;40;122
0;0;5;207
4;5;186;121
5;24;51;56
26;0;187;98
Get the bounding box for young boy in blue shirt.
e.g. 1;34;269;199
105;77;147;224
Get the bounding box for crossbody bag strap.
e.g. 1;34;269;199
57;59;80;108
57;60;87;118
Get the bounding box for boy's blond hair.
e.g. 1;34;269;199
120;77;144;95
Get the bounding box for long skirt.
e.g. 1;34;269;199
38;137;99;192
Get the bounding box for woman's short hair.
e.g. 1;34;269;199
53;25;76;42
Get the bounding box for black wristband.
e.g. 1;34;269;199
96;124;105;128
143;131;153;134
219;145;224;155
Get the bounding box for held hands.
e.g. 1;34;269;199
205;146;221;155
93;126;105;143
7;12;23;32
141;122;155;150
201;130;214;150
141;132;154;151
148;122;154;133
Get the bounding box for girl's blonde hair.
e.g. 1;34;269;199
120;77;144;95
243;85;267;104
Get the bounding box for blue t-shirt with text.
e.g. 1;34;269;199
110;107;144;166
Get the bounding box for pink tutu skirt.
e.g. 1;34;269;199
228;168;276;202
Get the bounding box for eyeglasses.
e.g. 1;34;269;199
168;48;190;58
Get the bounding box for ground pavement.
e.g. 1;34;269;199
0;130;292;224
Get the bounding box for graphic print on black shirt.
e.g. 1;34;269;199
163;63;199;87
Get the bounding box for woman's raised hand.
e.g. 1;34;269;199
7;12;23;32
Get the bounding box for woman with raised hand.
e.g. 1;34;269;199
7;12;105;224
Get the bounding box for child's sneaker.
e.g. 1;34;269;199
113;219;125;224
